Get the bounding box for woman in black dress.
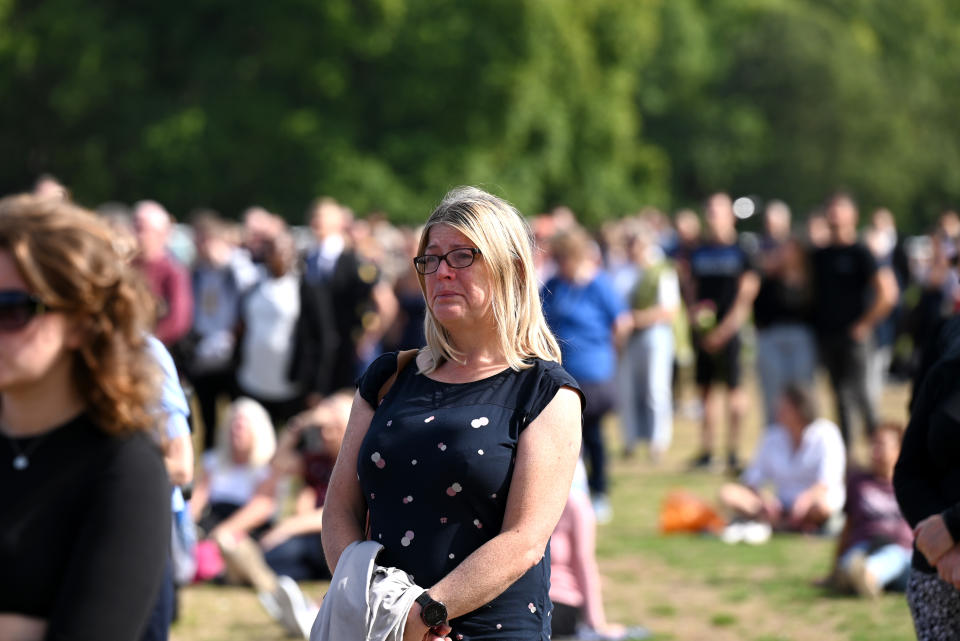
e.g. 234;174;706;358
894;313;960;639
323;187;584;641
0;195;170;640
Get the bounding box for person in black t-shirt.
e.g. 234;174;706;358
811;193;898;445
752;201;816;425
0;195;169;641
894;315;960;636
688;193;760;473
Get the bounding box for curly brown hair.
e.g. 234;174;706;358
0;194;160;435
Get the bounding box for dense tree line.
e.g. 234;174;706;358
1;0;958;229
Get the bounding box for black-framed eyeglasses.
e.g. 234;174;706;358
0;290;49;332
413;248;482;275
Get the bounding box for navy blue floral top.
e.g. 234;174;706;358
357;352;583;641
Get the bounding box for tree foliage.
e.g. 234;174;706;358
1;0;957;229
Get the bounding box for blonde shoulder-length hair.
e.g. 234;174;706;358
416;186;561;373
215;397;276;468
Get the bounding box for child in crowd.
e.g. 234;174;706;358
550;460;650;641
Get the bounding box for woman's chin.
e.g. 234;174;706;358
431;304;467;324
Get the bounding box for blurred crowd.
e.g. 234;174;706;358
25;174;960;637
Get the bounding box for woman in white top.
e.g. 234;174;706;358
191;397;276;536
719;383;846;533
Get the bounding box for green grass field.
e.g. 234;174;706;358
172;376;916;641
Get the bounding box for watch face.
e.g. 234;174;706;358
422;601;447;626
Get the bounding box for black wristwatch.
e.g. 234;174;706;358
416;591;448;627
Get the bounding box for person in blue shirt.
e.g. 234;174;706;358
143;335;195;641
542;226;632;522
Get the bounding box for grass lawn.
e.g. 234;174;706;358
172;375;916;641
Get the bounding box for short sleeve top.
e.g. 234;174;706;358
811;243;879;334
540;272;626;383
356;352;583;641
690;241;757;319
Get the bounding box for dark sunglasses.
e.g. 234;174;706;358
0;290;49;332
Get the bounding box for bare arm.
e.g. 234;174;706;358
425;387;582;619
320;392;375;573
210;474;279;539
632;304;677;330
189;469;210;522
567;492;608;630
164;432;194;487
704;270;760;351
851;267;899;341
260;508;326;552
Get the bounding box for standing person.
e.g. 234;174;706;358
321;187;583;641
142;334;195;641
752;201;816;425
236;231;337;425
133;200;194;348
549;461;649;640
894;314;960;639
617;223;681;462
304;197;398;390
188;213;251;450
0;195;170;641
811;193;898;445
688;193;760;474
864;208;909;406
542;226;631;522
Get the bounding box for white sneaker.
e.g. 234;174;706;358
274;575;319;638
591;495;613;525
721;522;745;544
741;521;772;545
721;521;771;545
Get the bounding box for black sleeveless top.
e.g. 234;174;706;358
357;352;583;641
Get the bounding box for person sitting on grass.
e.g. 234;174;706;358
213;392;352;638
823;422;912;597
190;397;276;539
719;384;846;538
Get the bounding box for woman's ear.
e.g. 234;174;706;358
63;314;91;350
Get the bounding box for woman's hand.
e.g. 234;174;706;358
936;546;960;589
402;604;451;641
915;514;955;566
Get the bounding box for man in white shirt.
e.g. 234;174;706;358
719;383;846;533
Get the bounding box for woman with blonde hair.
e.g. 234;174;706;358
322;186;584;641
0;194;170;641
190;397;277;536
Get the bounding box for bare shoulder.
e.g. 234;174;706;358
524;385;582;445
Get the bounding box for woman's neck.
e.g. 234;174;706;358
431;328;509;377
0;356;85;437
572;261;597;285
